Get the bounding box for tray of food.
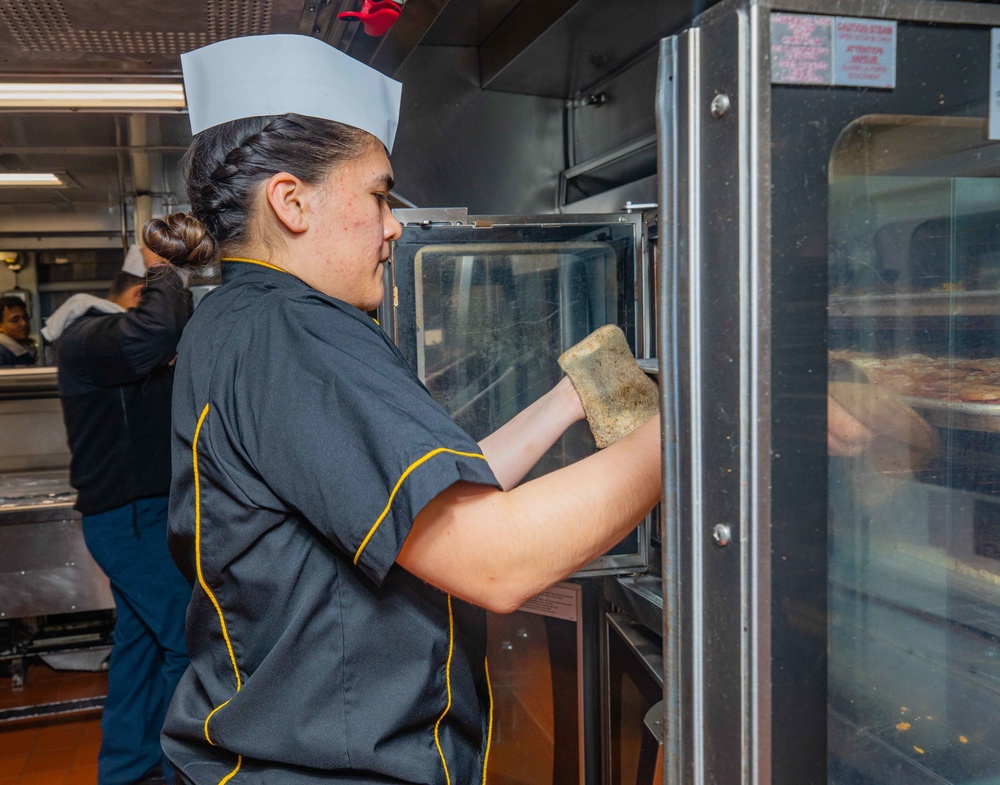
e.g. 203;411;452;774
899;397;1000;433
831;351;1000;432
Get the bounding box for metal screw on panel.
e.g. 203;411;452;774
712;523;732;547
710;94;731;118
501;641;514;652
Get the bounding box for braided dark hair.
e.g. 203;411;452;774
143;114;376;269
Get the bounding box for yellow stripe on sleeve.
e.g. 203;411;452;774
353;447;488;565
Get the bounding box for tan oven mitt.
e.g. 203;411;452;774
558;324;659;448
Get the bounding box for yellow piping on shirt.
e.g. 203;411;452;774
193;403;242;770
221;256;291;275
219;758;243;785
482;657;494;784
353;447;488;565
224;255;381;328
434;594;456;785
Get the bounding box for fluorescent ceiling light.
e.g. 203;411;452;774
0;83;186;109
0;173;66;186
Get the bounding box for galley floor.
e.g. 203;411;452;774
0;661;106;784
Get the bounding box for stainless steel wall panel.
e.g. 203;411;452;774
391;46;565;214
571;48;658;167
477;0;728;99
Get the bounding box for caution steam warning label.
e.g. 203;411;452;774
771;13;896;89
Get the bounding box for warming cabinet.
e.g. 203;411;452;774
658;1;1000;783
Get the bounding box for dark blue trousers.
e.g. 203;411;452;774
82;496;191;785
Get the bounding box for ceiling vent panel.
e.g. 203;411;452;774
0;0;304;74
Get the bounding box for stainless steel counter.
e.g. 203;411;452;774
0;471;113;620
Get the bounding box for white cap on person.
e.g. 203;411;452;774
180;34;402;152
122;244;145;276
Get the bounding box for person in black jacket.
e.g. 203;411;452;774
49;250;193;785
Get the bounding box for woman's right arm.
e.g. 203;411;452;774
477;376;586;491
396;415;662;614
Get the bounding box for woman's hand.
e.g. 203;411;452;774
828;395;874;456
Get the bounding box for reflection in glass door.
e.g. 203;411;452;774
828;117;1000;783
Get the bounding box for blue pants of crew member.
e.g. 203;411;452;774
82;496;191;785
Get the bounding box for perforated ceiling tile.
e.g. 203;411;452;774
0;0;303;71
208;0;276;37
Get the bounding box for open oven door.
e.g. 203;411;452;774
380;208;656;577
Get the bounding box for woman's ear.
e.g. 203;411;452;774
264;171;311;234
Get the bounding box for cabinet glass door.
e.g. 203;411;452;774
765;13;1000;785
660;5;1000;784
827;116;1000;785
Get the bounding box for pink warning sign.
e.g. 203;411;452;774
834;18;896;88
771;13;833;86
770;13;897;89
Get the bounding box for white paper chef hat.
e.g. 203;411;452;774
181;34;402;152
122;244;145;276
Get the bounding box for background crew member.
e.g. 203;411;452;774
0;295;36;366
48;248;193;785
149;34;661;784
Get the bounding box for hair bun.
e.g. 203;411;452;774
143;213;217;270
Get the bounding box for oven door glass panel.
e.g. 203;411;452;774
415;242;614;473
388;218;649;575
827;117;1000;783
759;16;1000;784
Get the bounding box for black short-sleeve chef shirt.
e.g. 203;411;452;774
162;261;502;785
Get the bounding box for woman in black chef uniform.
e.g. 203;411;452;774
150;34;661;785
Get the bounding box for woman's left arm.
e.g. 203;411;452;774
477;376;585;490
